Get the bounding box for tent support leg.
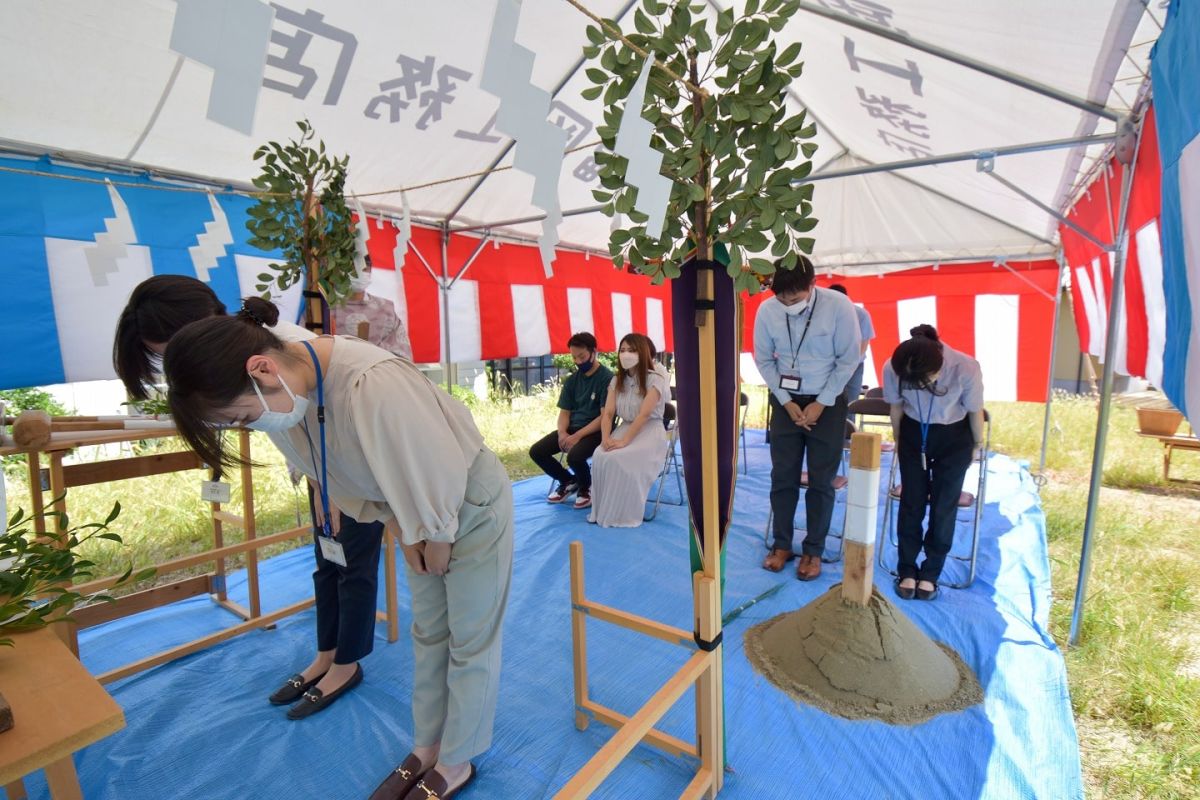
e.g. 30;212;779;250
1037;252;1069;479
440;224;453;392
1069;111;1145;647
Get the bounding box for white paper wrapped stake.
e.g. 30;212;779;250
844;466;881;545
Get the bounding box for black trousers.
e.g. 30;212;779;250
896;415;974;582
529;426;603;490
310;502;385;665
768;394;849;556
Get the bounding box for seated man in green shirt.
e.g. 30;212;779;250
529;332;613;510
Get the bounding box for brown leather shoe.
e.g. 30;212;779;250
369;753;430;800
796;553;821;581
762;548;794;572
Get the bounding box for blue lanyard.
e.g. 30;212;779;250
299;340;332;538
914;389;932;470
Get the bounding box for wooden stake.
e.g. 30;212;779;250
552;650;711;799
239;430;261;619
383;529;399;643
842;432;883;607
569;542;590;732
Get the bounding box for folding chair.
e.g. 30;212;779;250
849;394;894;441
762;420;856;563
877;410;991;589
645;402;684;521
738;391;750;475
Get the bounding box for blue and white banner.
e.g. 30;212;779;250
0;158;301;390
1151;0;1200;429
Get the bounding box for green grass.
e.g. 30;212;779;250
4;386;1198;798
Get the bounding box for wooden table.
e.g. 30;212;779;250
1138;431;1200;484
0;627;124;800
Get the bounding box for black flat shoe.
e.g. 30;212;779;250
915;582;940;601
269;672;324;705
893;578;916;600
286;663;363;720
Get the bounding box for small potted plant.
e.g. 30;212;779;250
0;502;151;732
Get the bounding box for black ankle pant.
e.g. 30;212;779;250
896;415;974;583
529;426;603;490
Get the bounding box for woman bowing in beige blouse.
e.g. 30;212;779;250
163;297;511;800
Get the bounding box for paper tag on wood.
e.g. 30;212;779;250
201;480;232;504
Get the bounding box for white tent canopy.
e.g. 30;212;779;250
0;0;1163;273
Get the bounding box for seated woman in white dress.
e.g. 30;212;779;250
588;333;670;527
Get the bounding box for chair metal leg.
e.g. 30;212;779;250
645;433;683;521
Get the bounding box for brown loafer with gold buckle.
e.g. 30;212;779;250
402;764;477;800
762;548;794;572
369;753;431;800
796;553;821;581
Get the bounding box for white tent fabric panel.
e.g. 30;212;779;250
0;0;1159;273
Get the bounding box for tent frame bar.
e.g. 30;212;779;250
798;133;1117;184
450;203;605;235
987;171;1115;252
820;253;1056;272
1069;110;1145;647
795;0;1121;122
1037;252;1070;477
443;0;639;225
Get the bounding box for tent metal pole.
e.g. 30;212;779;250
450;204;604;235
797;133;1116;185
1069;112;1145;647
446;234;492;289
1037;252;1069;478
442;0;639;225
986;171;1114;252
827;253;1057;272
795;1;1120;122
440;224;453;393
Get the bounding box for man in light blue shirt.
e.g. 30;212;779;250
829;284;875;402
754;257;861;580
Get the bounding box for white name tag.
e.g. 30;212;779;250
200;480;231;504
780;375;801;392
318;536;347;567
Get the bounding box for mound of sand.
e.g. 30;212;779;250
744;584;982;725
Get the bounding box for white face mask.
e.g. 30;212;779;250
618;352;640;370
245;373;309;432
782;296;810;316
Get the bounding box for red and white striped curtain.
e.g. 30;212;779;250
741;261;1061;403
355;217;673;363
1060;106;1167;386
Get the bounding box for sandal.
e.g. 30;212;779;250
762;548;794;572
893;577;916;601
915;581;940;601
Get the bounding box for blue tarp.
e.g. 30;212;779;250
23;433;1082;799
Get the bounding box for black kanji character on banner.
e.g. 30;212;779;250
366;53;472;130
263;5;356;105
857;88;929;138
844;38;923;96
816;0;908;35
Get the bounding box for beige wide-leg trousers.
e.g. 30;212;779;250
407;447;514;765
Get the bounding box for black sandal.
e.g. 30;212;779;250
268;671;324;705
893;577;916;600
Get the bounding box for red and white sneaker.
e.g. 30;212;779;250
573;488;592;509
547;481;578;503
